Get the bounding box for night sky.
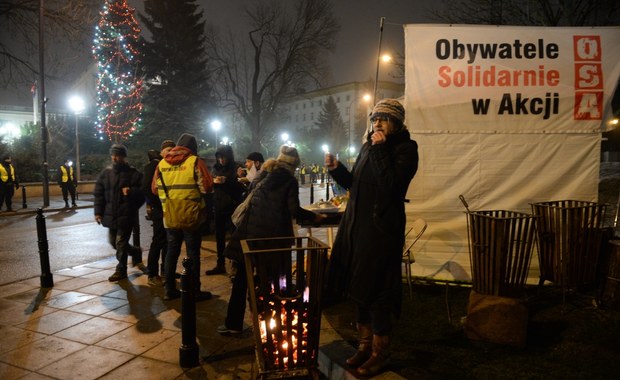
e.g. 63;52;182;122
0;0;439;109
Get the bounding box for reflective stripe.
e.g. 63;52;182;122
0;164;15;182
157;156;202;204
60;166;73;183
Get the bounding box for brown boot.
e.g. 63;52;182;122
356;335;390;377
346;323;372;368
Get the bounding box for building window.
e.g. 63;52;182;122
346;94;351;102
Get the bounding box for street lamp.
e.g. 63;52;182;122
211;120;221;148
68;95;85;182
281;132;289;143
222;136;229;145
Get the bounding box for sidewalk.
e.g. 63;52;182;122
0;195;403;379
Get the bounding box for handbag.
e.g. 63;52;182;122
231;180;263;227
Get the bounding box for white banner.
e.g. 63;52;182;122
403;25;620;283
405;25;620;133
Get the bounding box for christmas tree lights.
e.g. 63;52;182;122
93;0;144;143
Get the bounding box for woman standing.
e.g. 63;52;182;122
325;99;419;377
217;145;323;335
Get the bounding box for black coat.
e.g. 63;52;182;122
328;128;418;316
94;162;144;230
223;164;316;262
213;145;244;214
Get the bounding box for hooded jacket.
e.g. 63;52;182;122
212;145;244;213
223;159;316;261
151;142;213;200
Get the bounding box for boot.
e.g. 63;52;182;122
64;201;70;208
346;323;372;368
356;335;391;377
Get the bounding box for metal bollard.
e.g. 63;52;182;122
325;180;330;200
310;183;314;204
22;185;27;209
179;257;199;367
36;208;54;287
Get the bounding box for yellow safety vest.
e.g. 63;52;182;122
60;166;73;183
156;156;202;204
0;164;15;183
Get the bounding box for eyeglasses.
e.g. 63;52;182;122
370;116;389;123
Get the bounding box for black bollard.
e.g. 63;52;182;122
310;183;314;204
36;208;54;287
326;180;330;200
179;257;199;367
22;185;27;209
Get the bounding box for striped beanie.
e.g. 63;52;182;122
370;98;405;126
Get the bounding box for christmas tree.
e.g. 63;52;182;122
93;0;143;143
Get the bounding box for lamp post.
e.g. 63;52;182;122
211;120;221;148
68;96;85;182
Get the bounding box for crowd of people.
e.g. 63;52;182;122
3;98;418;377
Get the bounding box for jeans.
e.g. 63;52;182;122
108;227;134;273
146;208;167;277
164;228;202;292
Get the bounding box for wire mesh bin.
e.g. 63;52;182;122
531;200;607;290
240;236;328;380
465;210;538;297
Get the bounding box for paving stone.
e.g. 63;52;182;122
0;325;46;355
37;345;133;380
53;316;132;344
17;309;93;335
0;335;85;371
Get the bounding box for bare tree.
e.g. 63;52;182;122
205;0;340;151
429;0;620;26
0;0;98;88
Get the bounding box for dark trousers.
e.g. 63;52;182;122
356;303;394;336
0;184;14;210
214;211;232;266
164;228;202;292
60;182;76;204
225;259;248;330
108;227;135;273
147;208;167;277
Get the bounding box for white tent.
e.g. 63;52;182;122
403;25;620;282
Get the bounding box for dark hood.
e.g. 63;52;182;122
176;133;198;155
215;145;235;168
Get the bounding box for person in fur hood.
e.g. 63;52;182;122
215;146;324;335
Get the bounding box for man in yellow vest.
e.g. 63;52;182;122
0;155;19;212
152;133;214;301
58;159;77;208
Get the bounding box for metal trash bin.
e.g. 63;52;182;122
531;200;607;290
241;236;328;379
465;209;538;297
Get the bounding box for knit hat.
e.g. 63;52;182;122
160;139;175;150
176;133;198;155
370;98;405;126
109;144;127;157
277;145;301;170
246;152;265;163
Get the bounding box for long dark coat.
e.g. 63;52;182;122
327;128;418;316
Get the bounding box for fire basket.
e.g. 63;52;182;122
241;236;328;380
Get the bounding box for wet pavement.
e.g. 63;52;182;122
0;193;405;379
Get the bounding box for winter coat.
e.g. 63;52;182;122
223;162;316;262
327;128;418;317
94;162;144;230
212;145;244;214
